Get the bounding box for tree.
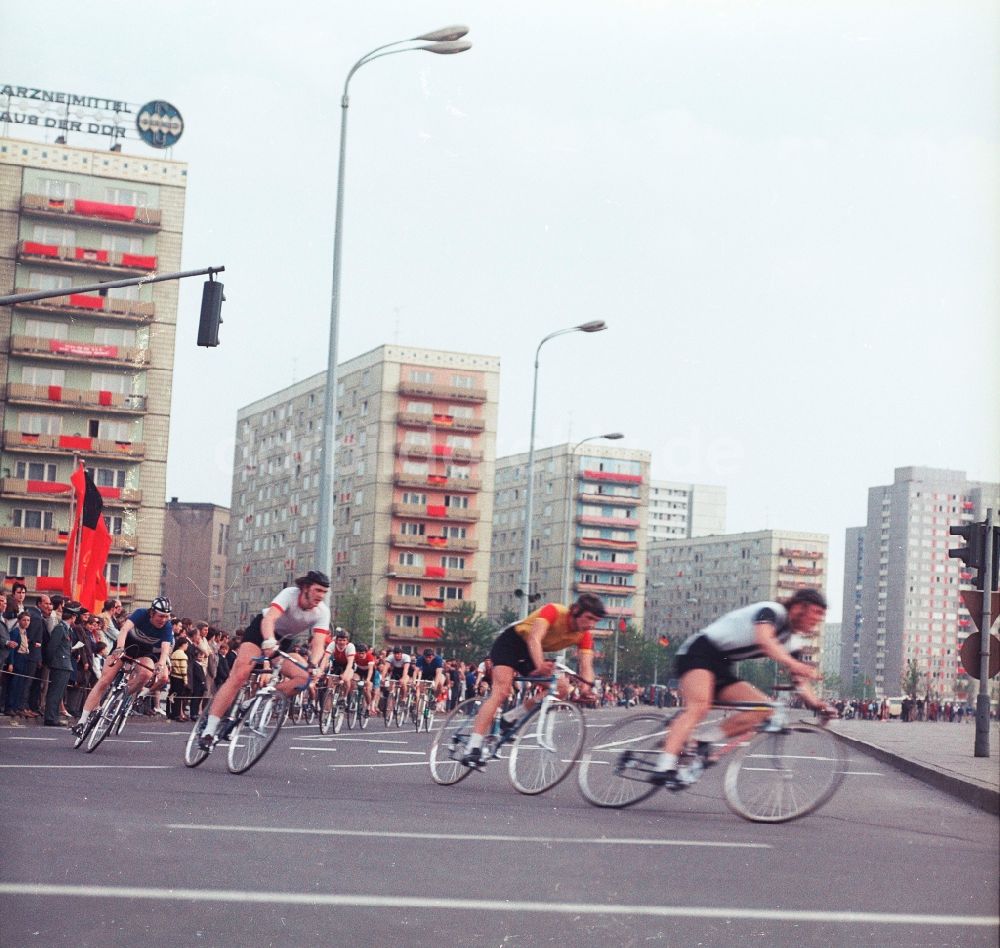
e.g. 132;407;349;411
900;659;922;699
334;588;375;644
494;606;518;629
437;602;497;664
821;672;843;700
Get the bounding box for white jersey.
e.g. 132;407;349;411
677;601;804;661
265;587;331;644
387;652;412;672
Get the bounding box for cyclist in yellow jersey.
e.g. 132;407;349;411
461;594;603;767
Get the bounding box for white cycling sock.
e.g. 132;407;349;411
655;751;678;773
78;709;92;726
465;733;484;750
203;714;221;736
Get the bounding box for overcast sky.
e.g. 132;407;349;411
5;0;999;620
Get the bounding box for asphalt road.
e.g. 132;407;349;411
2;709;997;948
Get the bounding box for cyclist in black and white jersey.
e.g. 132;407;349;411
654;588;833;784
198;571;331;751
73;597;174;734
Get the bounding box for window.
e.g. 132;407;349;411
95;419;132;441
439;586;464;600
401;522;425;536
19;413;62;435
442;556;465;569
397;583;421;596
398;552;424;566
444;494;469;509
446;435;472;450
394;614;419;627
15;461;57;481
91;372;133;394
32;224;75;245
352;519;361;536
445;464;469;480
404;431;431;446
403;461;428;476
105;186;148;206
92;326;137;346
410;369;434;384
24;318;68;339
444;526;467;539
407;401;433;415
20;366;65;386
108;284;141;301
451;374;474;389
101;233;144;254
7;556;50;577
13;509;54;530
102;514;125;535
450;405;474;419
40;178;79;200
402;492;427;505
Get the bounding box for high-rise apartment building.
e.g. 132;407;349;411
0;136;186;605
644;530;828;661
847;466;999;701
162;499;229;623
224;346;498;644
839;526;865;693
647;480;726;542
488;444;650;633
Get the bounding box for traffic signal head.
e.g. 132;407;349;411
197;277;224;347
949;522;986;589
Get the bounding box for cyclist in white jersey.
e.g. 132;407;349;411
198;571;331;750
654;588;833;785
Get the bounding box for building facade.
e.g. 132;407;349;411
647;480;726;543
224;345;499;644
0;136;186;605
488;444;651;634
162;499;229;623
644;529;829;662
838;526;865;694
850;466;999;701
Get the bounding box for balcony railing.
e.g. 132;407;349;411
576;537;638;551
20;193;162;230
385;594;465;613
778;548;825;559
12;287;154;322
386;563;476;582
382;626;444;642
778;564;822;576
2;432;145;459
0;526;137;551
8;335;150;367
393;472;481;492
576;514;639;529
398;380;487;403
0;477;142;505
18;239;157;274
6;382;146;414
574;559;637;573
574;580;637;595
395;443;483;462
776;578;817;591
396;411;484;433
392;502;478;523
390;534;477;554
577;492;639;507
579;469;643;485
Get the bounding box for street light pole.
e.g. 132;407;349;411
519;320;607;618
561;433;624;605
316;26;472;577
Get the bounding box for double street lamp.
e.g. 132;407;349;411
316;26;472;576
518;321;607;617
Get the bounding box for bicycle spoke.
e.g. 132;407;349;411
508;701;585;795
577;712;672;808
429;697;481;785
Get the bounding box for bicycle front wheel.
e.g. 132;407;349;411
723;723;845;823
428;697;481;786
85;689;127;753
319;690;335;735
393;693;408;728
227;693;287;774
184;709;211;768
345;691;358;730
357;696;370;730
508;701;586;795
577;712;672;808
114;693;133;735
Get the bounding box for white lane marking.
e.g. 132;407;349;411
376;750;425;756
0;764;170;770
137;731;190;736
329;761;428;769
104;739;152;744
8;736;59;741
166;823;770;850
844;770;883;776
0;883;994;927
288;735;407;745
289;746;338;753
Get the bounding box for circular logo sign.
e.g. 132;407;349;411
136;100;184;148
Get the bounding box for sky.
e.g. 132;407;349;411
4;0;998;621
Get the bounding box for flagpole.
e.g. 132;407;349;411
69;457;83;600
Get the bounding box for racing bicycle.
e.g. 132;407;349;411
576;685;845;822
72;654;143;753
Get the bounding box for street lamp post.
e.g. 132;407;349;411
316;26;472;577
519;320;607;618
561;433;624;604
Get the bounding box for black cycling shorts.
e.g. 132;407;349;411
121;634;159;661
241;614;299;654
673;635;741;694
488;626;535;677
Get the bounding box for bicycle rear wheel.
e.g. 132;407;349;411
423;696;436;733
428;697;481;786
85;689;127;753
577;712;672;808
345;690;358;730
357;694;370;730
319;690;335;735
723;722;845;823
114;693;134;735
332;696;347;734
508;700;586;795
393;692;408;728
184;709;211;768
227;693;286;774
72;712;98;749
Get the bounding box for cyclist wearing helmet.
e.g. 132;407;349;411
323;627;356;703
462;594;603;767
352;642;377;712
414;647;446;705
73;597;174;734
198;571;331;751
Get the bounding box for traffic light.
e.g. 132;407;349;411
197;276;224;347
949;522;986;590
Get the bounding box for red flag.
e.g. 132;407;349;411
64;465;112;611
658;635;670;647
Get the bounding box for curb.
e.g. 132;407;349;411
831;731;1000;816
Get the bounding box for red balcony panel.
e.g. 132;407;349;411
581;469;642;485
120;252;157;269
57;435;93;451
97;486;121;499
27;480;71;495
68;294;105;310
22;240;60;257
432;444;453;457
35;576;65;591
50;340;118;358
422;627;443;639
73;199;137;222
575;559;637;573
427;474;448;485
427;504;446;517
424;566;446;578
73;247;110;263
